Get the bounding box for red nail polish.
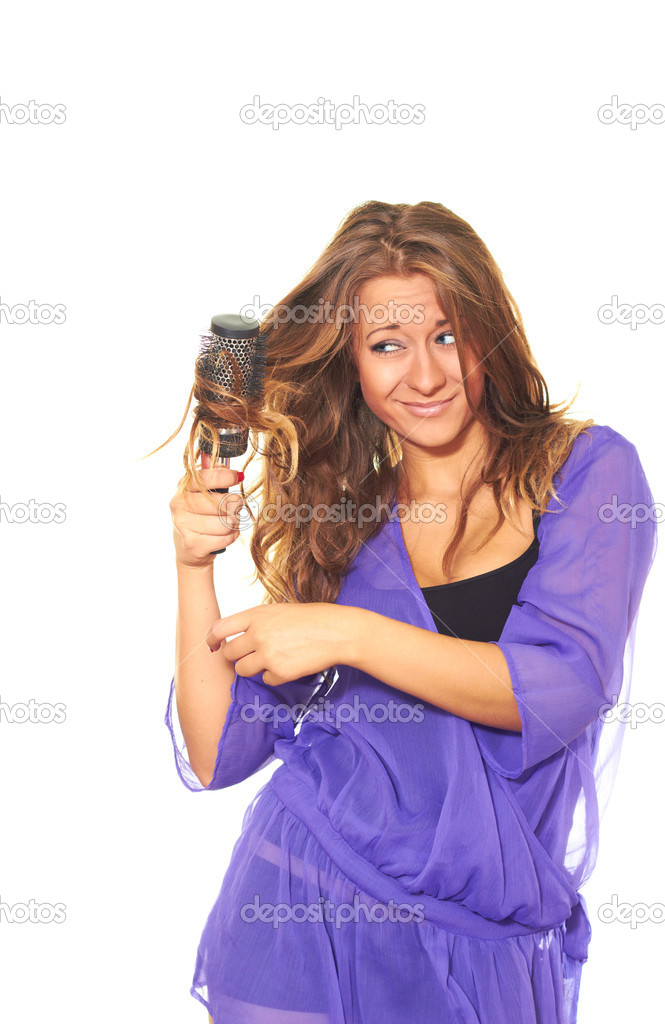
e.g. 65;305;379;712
237;471;245;482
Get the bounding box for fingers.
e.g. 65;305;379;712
169;487;245;533
216;493;245;530
170;456;246;566
206;618;248;653
177;489;245;517
188;454;242;493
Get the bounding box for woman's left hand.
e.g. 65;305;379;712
206;602;360;686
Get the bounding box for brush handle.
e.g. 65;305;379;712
210;455;231;555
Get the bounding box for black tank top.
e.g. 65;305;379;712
420;508;541;643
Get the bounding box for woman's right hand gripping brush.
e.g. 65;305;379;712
170;453;245;570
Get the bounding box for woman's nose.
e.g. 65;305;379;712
404;349;447;392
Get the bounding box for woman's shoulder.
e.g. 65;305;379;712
533;423;653;540
566;421;639;456
556;422;643;488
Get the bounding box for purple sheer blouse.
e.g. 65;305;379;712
165;423;657;976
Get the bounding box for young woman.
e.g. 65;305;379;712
164;201;657;1024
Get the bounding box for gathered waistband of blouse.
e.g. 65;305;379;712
268;771;591;963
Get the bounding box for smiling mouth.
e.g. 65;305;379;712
400;395;456;409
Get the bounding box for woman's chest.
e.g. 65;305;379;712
400;497;537;588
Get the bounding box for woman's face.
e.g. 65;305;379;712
352;273;486;455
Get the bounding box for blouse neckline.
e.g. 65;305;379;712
391;502;541;594
419;532;539;592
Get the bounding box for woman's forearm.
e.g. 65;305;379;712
347;608;522;731
174;561;236;787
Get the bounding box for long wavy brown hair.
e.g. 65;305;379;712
149;200;593;605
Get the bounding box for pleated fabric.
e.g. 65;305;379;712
192;781;586;1024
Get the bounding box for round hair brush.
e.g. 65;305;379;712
195;313;267;555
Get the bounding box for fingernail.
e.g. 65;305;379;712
237;471;245;482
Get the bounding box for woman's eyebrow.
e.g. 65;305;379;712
366;318;451;339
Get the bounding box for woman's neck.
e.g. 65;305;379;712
397;421;489;505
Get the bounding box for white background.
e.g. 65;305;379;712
0;1;662;1021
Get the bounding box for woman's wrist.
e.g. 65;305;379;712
337;604;372;668
175;558;216;581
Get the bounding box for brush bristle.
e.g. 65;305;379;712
195;329;268;460
246;333;267;401
196;331;267;403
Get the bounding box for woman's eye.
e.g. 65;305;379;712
369;331;456;355
369;340;401;354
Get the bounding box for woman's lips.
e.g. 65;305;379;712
399;395;456;417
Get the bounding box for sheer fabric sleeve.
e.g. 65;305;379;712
164;669;321;791
472;427;658;779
